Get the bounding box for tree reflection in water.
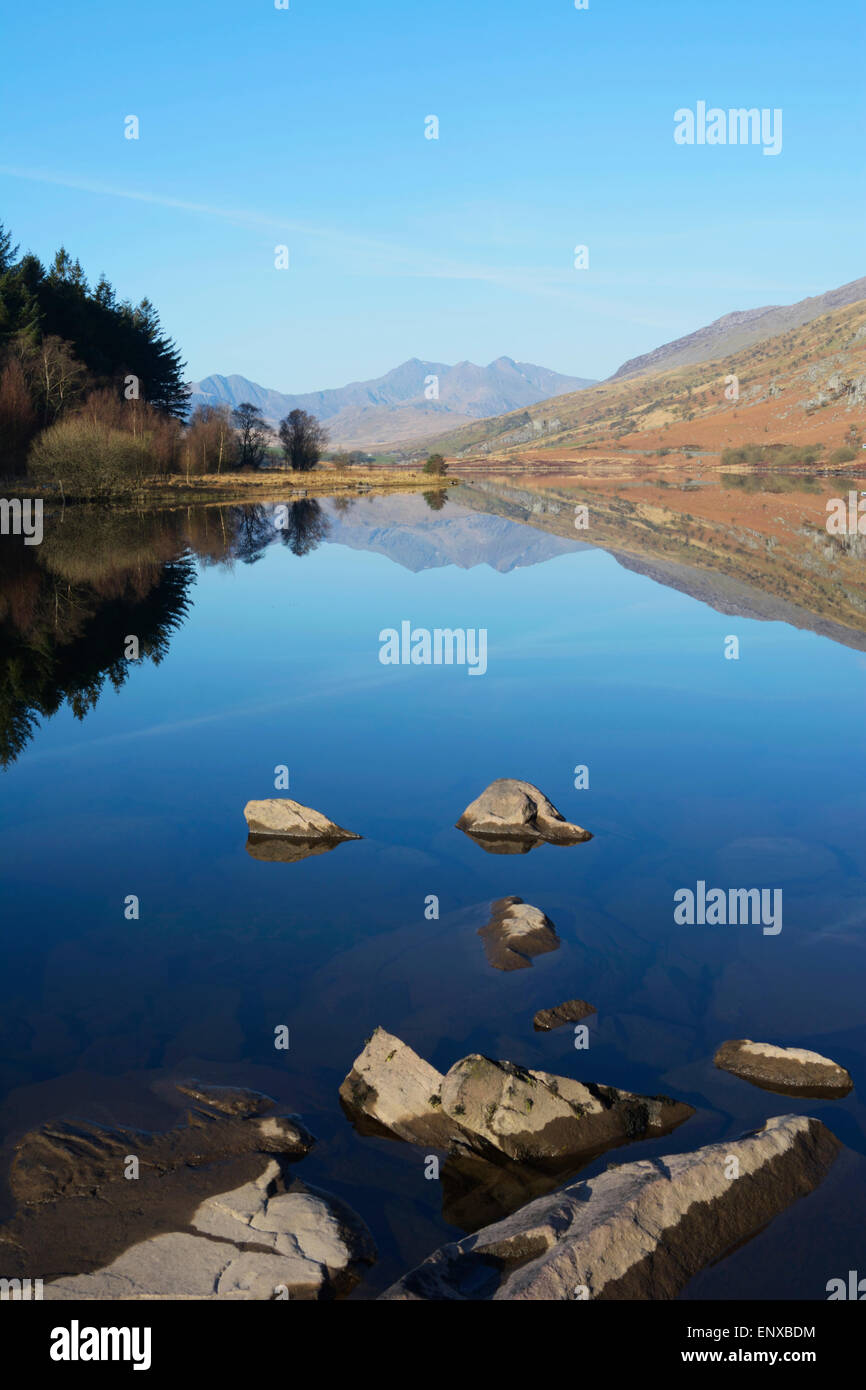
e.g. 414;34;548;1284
0;501;327;766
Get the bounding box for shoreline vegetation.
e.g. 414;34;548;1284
0;219;460;504
8;466;460;506
4;455;861;509
2;220;858;502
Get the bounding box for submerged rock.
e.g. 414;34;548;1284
714;1040;853;1098
340;1030;692;1170
533;999;596;1031
175;1079;276;1117
243;798;361;843
478;896;560;971
439;1148;580;1234
456;779;592;850
43;1169;376;1301
10;1106;314;1208
380;1115;841;1300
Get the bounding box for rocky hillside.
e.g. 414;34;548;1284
610;276;866;381
420;297;866;468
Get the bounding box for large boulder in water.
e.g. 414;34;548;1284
438;1055;693;1165
339;1027;474;1149
456;779;591;850
380;1115;841;1300
340;1030;692;1169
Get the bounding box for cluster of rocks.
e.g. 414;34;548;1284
804;371;866;412
13;1035;855;1301
339;1028;693;1169
16;772;856;1301
242;779;593;863
333;1024;853;1288
235;779;855;1296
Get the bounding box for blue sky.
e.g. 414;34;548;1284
1;0;863;390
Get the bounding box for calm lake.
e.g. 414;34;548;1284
1;477;864;1298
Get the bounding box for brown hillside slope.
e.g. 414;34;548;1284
610;276;866;380
419;299;866;469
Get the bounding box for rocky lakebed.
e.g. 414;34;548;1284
1;782;855;1301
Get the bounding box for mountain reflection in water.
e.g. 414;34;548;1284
3;479;864;769
1;479;865;1298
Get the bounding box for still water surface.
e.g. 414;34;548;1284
1;484;864;1296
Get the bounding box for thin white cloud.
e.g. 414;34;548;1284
0;164;629;310
0;165;808;322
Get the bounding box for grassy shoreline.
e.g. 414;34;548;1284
2;466;459;506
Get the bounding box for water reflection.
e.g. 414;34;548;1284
0;501;330;766
4;477;866;773
0;511;195;767
279;498;330;556
1;483;865;1297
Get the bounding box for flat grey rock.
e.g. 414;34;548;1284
44;1170;376;1301
0;1097;340;1298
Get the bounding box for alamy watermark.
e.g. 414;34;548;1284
826;492;866;535
674;880;782;935
674;102;782;156
827;1271;866;1299
50;1322;151;1370
379;622;487;675
0;1277;43;1300
0;498;43;545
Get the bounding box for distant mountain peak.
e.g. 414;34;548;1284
187;356;596;449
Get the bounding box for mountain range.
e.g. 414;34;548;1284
188;275;866;455
320;493;587;572
418;279;866;464
187;358;595;449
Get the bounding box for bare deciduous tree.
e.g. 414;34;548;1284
231;401;268;469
